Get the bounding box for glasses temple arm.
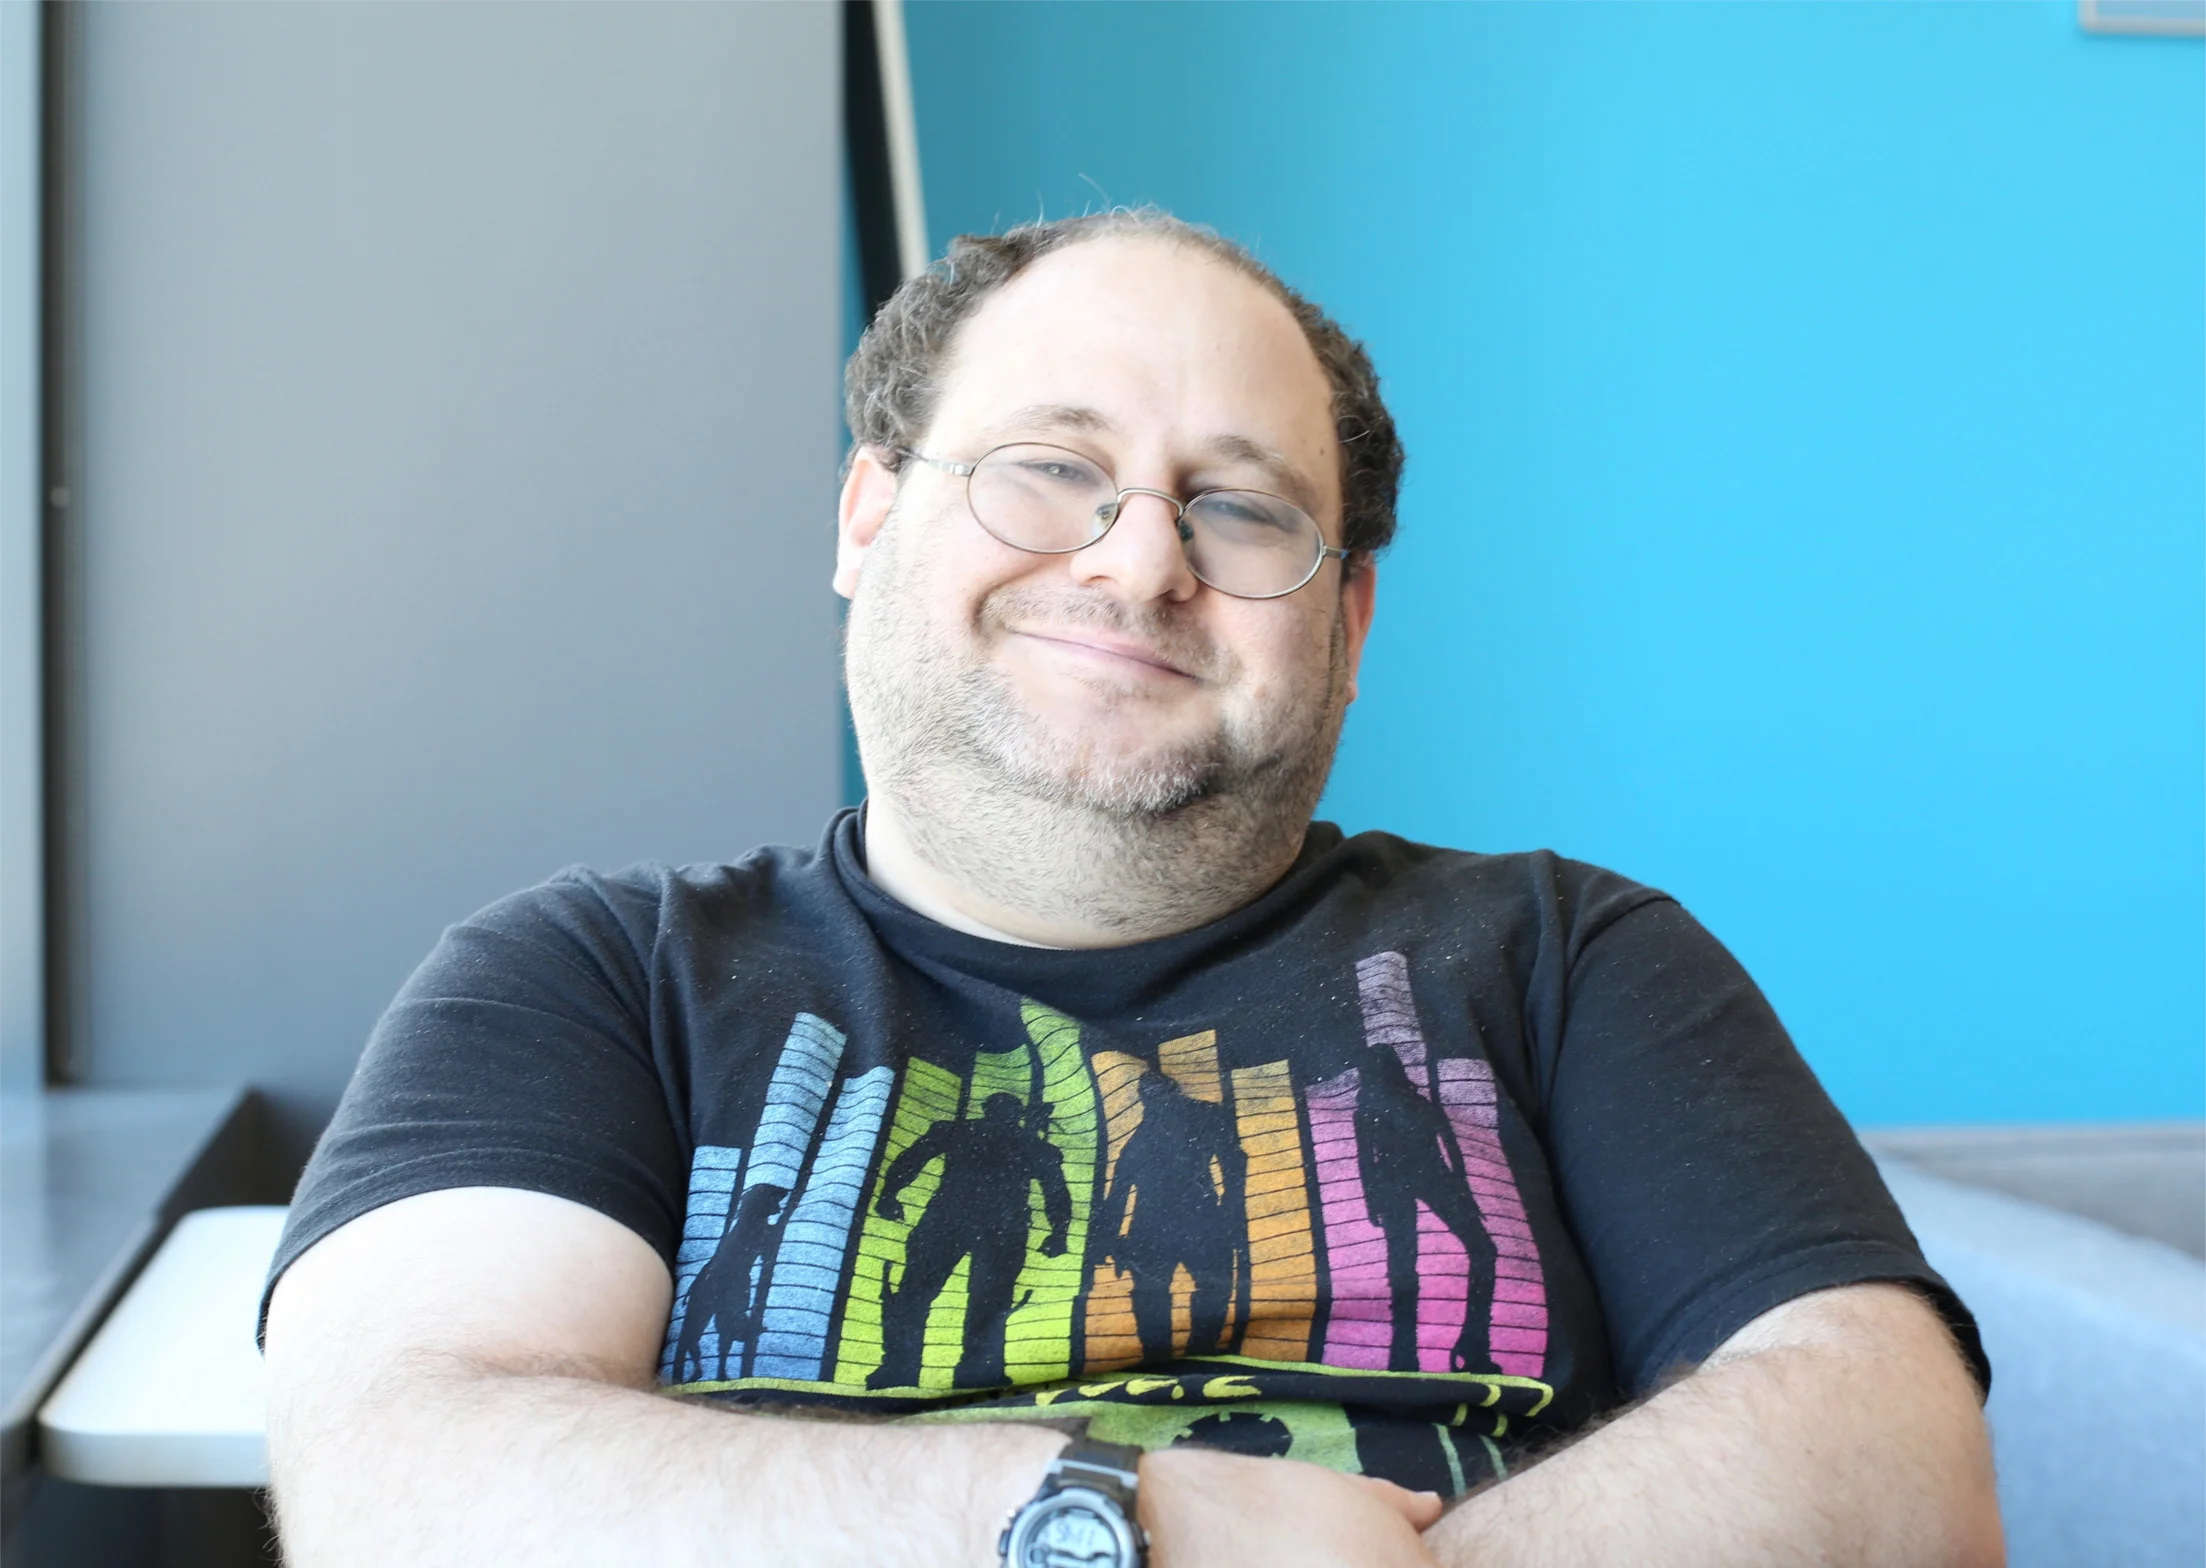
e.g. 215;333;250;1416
892;447;975;478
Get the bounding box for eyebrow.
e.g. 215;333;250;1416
978;404;1330;518
980;403;1118;441
1198;432;1325;517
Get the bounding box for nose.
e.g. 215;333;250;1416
1067;488;1200;604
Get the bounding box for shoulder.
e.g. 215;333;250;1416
1311;827;1675;964
430;840;832;994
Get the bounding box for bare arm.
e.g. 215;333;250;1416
264;1186;1070;1566
1426;1283;2004;1568
264;1185;1441;1567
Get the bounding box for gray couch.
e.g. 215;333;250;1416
1865;1126;2206;1568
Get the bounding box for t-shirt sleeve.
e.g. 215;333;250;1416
259;870;687;1340
1541;895;1989;1398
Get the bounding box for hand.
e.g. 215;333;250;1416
1138;1446;1444;1568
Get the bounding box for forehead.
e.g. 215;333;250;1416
927;237;1340;505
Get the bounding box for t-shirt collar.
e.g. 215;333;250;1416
824;804;1346;1001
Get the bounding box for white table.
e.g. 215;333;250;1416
38;1206;286;1487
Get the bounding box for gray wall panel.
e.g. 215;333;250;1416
67;1;841;1159
1;0;40;1101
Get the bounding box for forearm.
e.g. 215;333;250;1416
1427;1286;2002;1568
270;1357;1066;1568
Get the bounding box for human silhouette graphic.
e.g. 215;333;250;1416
672;1180;789;1381
1092;1072;1247;1360
868;1093;1072;1390
1354;1047;1497;1373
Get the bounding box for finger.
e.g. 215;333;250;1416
1356;1476;1446;1529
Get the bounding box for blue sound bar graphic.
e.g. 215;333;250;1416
661;1143;746;1381
743;1013;848;1197
751;1063;897;1380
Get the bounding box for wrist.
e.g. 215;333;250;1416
963;1424;1077;1565
1130;1444;1218;1555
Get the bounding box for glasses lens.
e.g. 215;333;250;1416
968;445;1116;553
1183;491;1325;597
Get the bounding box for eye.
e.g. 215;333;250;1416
1193;491;1303;537
992;446;1109;491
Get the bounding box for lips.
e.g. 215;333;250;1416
1012;627;1197;679
979;585;1216;681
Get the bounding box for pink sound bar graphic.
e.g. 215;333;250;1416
1304;1067;1395;1370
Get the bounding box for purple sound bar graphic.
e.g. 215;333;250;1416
1431;1055;1547;1376
1356;951;1549;1379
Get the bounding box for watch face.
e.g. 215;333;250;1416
1008;1489;1138;1568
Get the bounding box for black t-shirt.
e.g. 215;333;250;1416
267;810;1984;1497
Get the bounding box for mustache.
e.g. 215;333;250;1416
976;586;1229;681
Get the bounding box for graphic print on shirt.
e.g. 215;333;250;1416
1087;1034;1246;1364
833;1000;1099;1390
658;952;1551;1412
662;1012;897;1383
1346;950;1550;1377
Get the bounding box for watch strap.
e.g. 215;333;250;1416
1042;1436;1143;1512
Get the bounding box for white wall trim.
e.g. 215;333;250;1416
871;0;929;279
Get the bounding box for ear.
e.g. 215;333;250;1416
1339;556;1378;704
833;448;899;599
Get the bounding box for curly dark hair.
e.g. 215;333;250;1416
843;209;1403;564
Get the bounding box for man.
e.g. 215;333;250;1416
262;211;2004;1566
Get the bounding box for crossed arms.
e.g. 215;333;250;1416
264;1185;2003;1567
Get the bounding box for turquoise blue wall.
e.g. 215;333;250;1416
900;0;2204;1125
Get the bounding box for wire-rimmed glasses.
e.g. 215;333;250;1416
899;442;1347;600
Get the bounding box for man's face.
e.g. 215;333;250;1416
837;237;1376;822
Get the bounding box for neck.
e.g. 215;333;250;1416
858;786;1309;950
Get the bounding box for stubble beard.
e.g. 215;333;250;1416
845;516;1351;939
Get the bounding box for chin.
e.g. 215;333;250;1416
998;728;1224;818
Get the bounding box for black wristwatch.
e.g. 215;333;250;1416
998;1436;1149;1568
